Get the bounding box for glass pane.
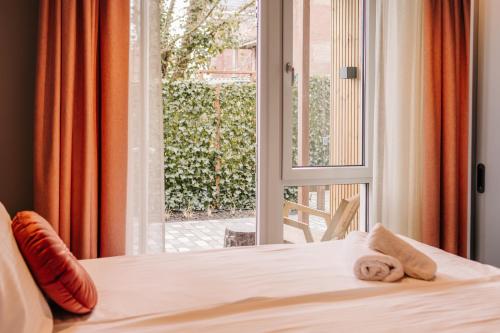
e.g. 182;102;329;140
161;0;258;253
283;184;364;243
291;0;363;167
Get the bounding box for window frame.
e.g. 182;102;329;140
257;0;376;245
281;0;373;186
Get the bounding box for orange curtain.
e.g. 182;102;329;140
422;0;470;257
34;0;129;259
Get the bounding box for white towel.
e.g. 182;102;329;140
368;223;437;281
344;232;404;282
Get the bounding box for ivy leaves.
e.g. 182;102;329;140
164;81;256;211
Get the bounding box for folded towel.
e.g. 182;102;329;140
368;223;437;281
344;232;404;282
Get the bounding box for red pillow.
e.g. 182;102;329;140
11;211;97;314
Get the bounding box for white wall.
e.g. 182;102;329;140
474;0;500;266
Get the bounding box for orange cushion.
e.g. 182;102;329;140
11;212;97;314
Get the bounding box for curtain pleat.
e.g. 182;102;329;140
34;0;129;259
422;0;470;257
127;0;165;255
98;0;130;257
372;0;424;240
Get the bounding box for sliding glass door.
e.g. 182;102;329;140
127;0;371;251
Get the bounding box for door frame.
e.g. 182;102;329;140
469;0;478;260
256;0;285;244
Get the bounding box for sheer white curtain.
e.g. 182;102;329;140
372;0;424;240
127;0;165;254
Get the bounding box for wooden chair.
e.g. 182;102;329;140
283;194;360;244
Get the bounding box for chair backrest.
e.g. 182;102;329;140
282;200;330;243
320;194;360;241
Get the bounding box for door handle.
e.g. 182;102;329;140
477;163;485;193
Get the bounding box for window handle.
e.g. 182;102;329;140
285;62;295;86
477;163;485;193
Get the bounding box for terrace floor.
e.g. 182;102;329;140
165;218;255;252
164;215;327;253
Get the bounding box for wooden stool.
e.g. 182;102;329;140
224;224;256;247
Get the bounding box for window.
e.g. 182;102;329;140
280;0;370;242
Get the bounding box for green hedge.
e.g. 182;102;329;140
164;77;329;212
218;84;256;209
164;81;256;211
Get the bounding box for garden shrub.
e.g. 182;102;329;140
164;81;218;211
218;83;256;210
164;77;330;212
164;80;256;211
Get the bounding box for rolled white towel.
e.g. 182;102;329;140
345;232;404;282
368;223;437;281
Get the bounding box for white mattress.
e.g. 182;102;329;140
53;238;500;333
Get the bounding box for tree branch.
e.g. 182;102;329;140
209;1;254;37
161;0;177;46
161;0;254;54
162;0;222;53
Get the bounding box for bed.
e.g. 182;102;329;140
51;238;500;333
2;201;499;333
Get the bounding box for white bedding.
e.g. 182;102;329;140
53;237;500;333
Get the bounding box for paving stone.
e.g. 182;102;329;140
163;217;330;253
